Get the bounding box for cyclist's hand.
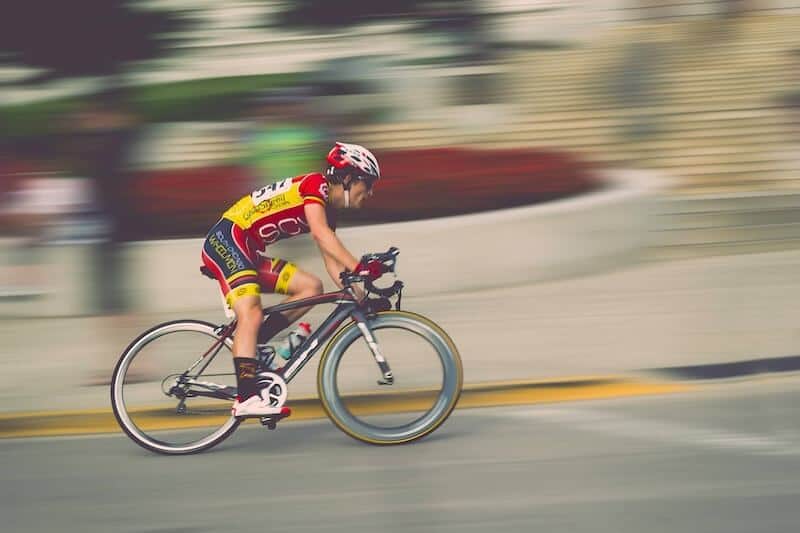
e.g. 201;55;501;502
354;259;385;281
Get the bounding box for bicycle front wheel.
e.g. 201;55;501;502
111;320;241;455
317;311;463;445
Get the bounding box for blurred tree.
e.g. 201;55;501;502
0;0;191;315
274;0;495;73
0;0;187;83
275;0;421;29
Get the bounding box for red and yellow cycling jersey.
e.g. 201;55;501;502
202;173;334;306
222;173;331;246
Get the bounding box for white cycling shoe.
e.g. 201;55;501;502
231;395;291;418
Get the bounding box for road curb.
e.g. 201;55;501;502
649;355;800;381
0;376;690;439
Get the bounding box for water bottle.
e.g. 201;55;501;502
276;322;312;360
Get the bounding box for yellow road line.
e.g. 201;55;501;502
0;377;692;439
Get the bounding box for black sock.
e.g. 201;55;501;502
233;357;259;400
257;312;291;345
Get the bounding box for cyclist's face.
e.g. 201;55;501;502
347;179;372;208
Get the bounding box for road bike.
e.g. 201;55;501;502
111;247;463;455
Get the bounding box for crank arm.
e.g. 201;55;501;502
183;388;237;401
171;379;237;401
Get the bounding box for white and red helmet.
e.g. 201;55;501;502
326;142;380;186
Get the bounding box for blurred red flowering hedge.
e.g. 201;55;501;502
127;148;602;240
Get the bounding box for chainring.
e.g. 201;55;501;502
255;371;288;408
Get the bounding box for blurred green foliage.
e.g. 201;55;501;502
0;73;300;140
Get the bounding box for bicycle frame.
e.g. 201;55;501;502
179;286;392;401
263;288;364;383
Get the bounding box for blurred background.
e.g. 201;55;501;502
2;1;800;530
1;0;798;306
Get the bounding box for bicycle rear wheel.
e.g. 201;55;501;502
110;320;241;455
317;311;463;445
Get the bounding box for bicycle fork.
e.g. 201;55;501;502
352;310;394;386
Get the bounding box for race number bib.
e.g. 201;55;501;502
251;178;292;205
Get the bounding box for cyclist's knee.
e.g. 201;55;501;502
307;277;323;296
299;276;323;298
289;272;323;297
232;297;262;326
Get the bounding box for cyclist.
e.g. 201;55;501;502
201;142;386;417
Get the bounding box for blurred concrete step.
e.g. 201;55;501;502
658;128;790;142
521;99;790;116
517;101;792;117
517;93;789;112
370;128;793;160
648;136;791;150
661;58;794;72
639;143;797;158
512;106;791;124
656;172;800;188
524;62;792;83
483;129;790;151
524;90;794;109
644;150;797;168
474;138;616;153
526;50;795;69
512;114;792;135
521;85;788;105
648;236;800;260
678;159;800;172
512;48;795;73
367;137;451;150
675;173;800;192
678;176;800;191
508;117;628;129
653;217;800;246
659;206;800;230
524;59;793;82
674;177;800;196
479;132;617;147
351;121;445;134
500;125;619;140
659;190;800;213
516;76;793;96
657;109;791;123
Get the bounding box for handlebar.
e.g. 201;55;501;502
339;247;404;298
366;278;404;298
356;246;400;268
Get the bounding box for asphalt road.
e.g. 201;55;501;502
3;380;800;533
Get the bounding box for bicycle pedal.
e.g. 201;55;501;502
259;407;292;429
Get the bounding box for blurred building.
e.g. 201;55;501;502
1;0;799;314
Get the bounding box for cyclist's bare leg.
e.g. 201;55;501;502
231;294;262;358
231;294;275;403
254;267;324;350
278;268;324;324
230;269;322;403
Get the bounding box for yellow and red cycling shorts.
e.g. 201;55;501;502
201;218;298;307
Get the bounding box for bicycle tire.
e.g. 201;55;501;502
110;319;241;455
317;310;463;445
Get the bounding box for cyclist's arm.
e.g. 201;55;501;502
321;251;367;300
322;253;346;289
305;202;359;273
